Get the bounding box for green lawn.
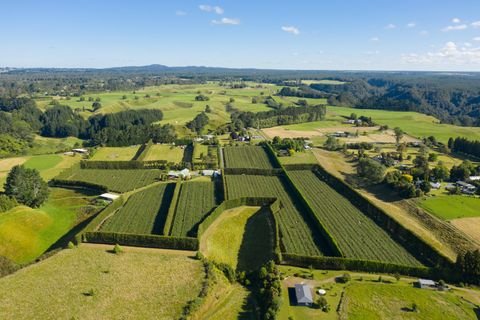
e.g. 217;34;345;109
200;206;275;272
23;154;63;171
143;144;185;162
341;282;477;320
420;195;480;220
0;245;204;320
0;188;99;264
90;146;140;161
278;150;318;165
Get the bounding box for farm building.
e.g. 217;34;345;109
99;193;120;202
430;182;441;189
456;181;476;194
201;170;220;177
168;168;191;180
417;279;436;289
469;176;480;181
72;148;89;154
295;284;313;306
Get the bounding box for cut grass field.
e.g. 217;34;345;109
340;282;478;320
200;206;275;271
170;181;217;237
225;174;323;256
288;170;421;265
143;144;185;162
0;188;99;264
419;195;480;220
224;145;277;169
89;146;140;161
451;217;480;245
277;105;480;144
56;167;161;193
0;245;204;320
101;183;174;234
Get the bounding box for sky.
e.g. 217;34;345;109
2;0;480;71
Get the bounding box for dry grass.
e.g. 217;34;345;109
0;245;203;320
451;218;480;247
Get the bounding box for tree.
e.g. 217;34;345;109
357;158;386;184
316;297;330;312
186;112;209;134
428;153;438;162
205;105;212;113
4;165;49;207
0;195;18;213
393;127;404;144
432;163;450;181
324;136;342;151
92;102;102;111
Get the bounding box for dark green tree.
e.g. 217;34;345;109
4;165;49;207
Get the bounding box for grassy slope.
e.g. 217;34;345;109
0;188;98;264
420;196;480;220
90;146;140;161
0;245;203;320
341;282;477;320
200;206;275;272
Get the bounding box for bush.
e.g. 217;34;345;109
316;296;330;312
0;256;18;277
113;244;123;254
67;241;75;249
338;273;351;283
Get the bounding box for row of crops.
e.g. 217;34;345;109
225;174;323;256
223;145;277;169
56;167;161;193
288;170;421;266
100;183;174;234
169;181;217;237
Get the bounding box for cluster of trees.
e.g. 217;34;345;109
0;195;18;213
195;94;210;101
450;137;480;159
256;261;282;319
186;112;209;134
230;104;326;129
456;250;480;285
4;165;49;207
278;86;327;99
271;136;308;152
357;158;386;184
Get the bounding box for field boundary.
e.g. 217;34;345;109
163;182;183;235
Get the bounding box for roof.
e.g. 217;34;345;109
202;170;215;176
99;193;120;201
469;176;480;181
72;148;88;153
418;279;435;286
295;284;313;304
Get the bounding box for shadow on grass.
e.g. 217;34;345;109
237;291;258;320
287;287;298;306
151;183;176;234
237;207;275;273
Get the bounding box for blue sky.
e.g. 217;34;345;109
2;0;480;71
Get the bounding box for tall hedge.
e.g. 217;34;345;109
163;182;182;235
49;179;108;193
131;139;154;161
83;232;199;250
223;168;284;176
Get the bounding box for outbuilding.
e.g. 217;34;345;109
417;278;436;289
295;284;313;306
99;193;120;202
72;148;89;154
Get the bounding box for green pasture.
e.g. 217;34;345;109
420;195;480;220
90;146;140;161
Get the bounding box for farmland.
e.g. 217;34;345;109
170;181;217;237
0;245;204;320
89;146;139;161
224;145;277;169
0;188;99;264
200;206;275;271
225;174;323;256
56;167;161;193
288;170;421;265
419;195;480;220
143;144;185;162
101;183;174;234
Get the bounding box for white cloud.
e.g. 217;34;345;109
281;26;300;35
402;41;480;66
199;5;224;14
465;42;472;47
472;21;480;28
474;37;480;41
385;23;396;29
370;36;380;42
176;10;187;16
452;18;461;24
212;17;240;25
407;22;416;28
442;24;468;31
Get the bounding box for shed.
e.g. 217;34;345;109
430;182;441;189
295;284;313;306
417;278;436;289
99;193;120;202
72;148;89;154
202;170;215;176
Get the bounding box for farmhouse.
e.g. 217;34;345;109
99;193;120;202
417;278;436;289
295;284;313;306
456;181;476;194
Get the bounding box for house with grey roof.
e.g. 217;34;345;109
295;284;313;306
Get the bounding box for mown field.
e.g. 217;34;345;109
420;195;480;220
200;206;275;272
56;167;161;193
170;181;217;237
89;146;140;161
288;170;421;265
0;188;99;264
143;144;185;162
224;145;277;169
0;245;204;320
225;174;323;256
101;183;174;234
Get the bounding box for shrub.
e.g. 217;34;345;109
113;244;123;254
338;273;351;283
67;241;75;249
316;296;330;312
